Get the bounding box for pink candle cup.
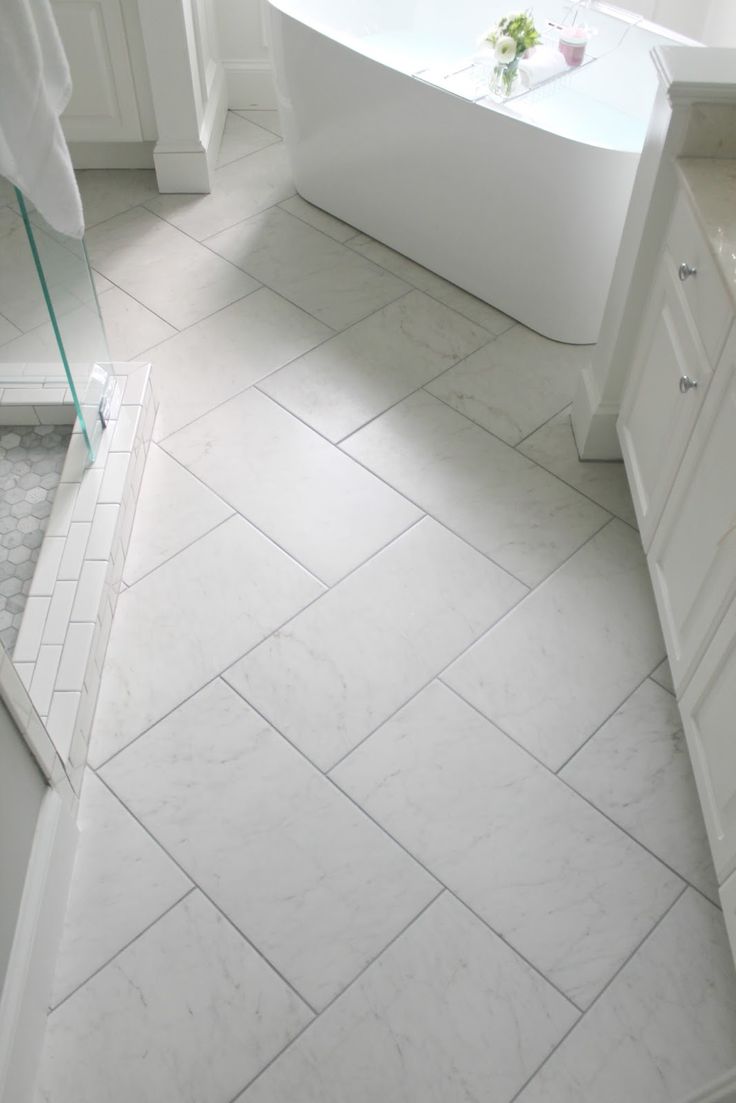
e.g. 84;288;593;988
559;28;589;67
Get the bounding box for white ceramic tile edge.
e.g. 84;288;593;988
10;363;156;794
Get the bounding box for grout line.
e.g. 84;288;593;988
121;505;238;591
48;885;197;1015
91;514;427;772
232;109;283;139
223;677;583;1015
92;770;320;1018
223;887;447;1103
439;677;717;909
506;884;690;1103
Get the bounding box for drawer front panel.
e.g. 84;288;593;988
666;190;732;368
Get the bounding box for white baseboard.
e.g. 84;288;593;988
0;790;77;1103
153;62;228;193
571;364;623;461
223;59;276;109
69;141;155;170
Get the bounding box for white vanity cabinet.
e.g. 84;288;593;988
618;190;732;548
618;168;736;959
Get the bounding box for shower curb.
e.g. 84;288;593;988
11;362;155;796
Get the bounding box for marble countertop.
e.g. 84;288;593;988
677;157;736;309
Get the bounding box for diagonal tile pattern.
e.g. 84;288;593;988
333;682;683;1009
101;679;439;1010
36;119;736;1103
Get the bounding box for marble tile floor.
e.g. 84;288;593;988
31;113;736;1103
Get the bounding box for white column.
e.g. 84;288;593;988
137;0;227;192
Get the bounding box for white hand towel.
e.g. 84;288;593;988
518;45;570;90
0;0;84;238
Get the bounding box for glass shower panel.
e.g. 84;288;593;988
0;185;108;458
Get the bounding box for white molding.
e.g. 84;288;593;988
69;141;155;170
571;366;623;461
0;790;77;1103
223;59;277;109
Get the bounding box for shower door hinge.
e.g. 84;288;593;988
98;373;117;429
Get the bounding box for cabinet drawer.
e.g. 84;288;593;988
680;595;736;883
649;327;736;688
618;257;712;547
666;190;732;368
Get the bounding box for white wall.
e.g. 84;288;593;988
213;0;736;108
0;700;46;993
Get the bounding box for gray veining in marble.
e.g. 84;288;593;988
101;679;438;1010
334;682;683;1008
237;893;578;1103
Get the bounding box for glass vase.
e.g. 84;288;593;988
490;58;519;98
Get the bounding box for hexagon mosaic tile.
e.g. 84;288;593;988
0;424;73;653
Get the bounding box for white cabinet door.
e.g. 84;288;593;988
618;255;711;547
680;595;736;882
53;0;143;141
648;327;736;689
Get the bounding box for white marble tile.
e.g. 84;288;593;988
515;891;736;1103
426;325;585;445
164;389;421;584
85;207;258;329
206;207;410;331
650;658;675;694
444;520;666;770
97;286;177;361
38;892;312;1103
76;169;160;228
259;291;492;442
102;680;438;1010
51;771;191;1006
347;234;514;335
334;682;683;1009
278;195;357;243
0;312;21;345
217;112;280;167
225;517;525;770
235;109;283;137
148;287;330;441
89;515;322;767
123;445;232;585
0;208;89;332
561;680;717;901
238;893;578;1103
343;390;609;586
146;143;294;240
518;408;638;526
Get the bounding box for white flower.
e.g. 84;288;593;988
494;35;517;63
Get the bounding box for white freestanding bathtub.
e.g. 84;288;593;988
266;0;693;343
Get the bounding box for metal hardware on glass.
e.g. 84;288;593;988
678;262;697;281
679;375;698;394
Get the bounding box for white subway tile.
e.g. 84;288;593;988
99;452;131;505
36;404;77;425
13;662;34;692
58;523;91;581
55;622;95;693
45;482;80;539
86;504;120;561
29;645;62;716
111;406;141;453
30;537;65;596
73;467;104;522
13;596;51;663
43;581;78;645
46;691;81;761
71;560;107;622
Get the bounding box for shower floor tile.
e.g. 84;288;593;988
0;423;72;653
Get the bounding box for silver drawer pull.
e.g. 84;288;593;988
679;375;698;394
678;261;697;281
